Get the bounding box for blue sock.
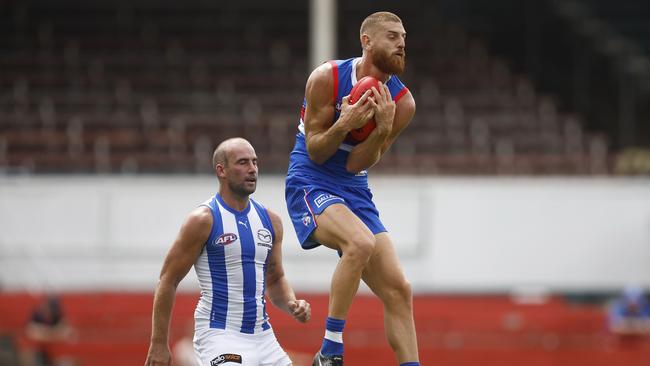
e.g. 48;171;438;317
320;317;345;356
400;363;420;366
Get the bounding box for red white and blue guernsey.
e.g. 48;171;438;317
285;57;409;249
194;193;276;334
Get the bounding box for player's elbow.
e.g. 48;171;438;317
159;272;182;289
306;145;327;165
346;158;374;174
265;268;285;289
345;161;363;174
309;153;326;165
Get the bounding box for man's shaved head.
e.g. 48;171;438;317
212;137;253;168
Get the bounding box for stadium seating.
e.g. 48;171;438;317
0;0;611;174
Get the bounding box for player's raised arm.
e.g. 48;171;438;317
303;63;375;164
264;209;311;323
145;207;212;366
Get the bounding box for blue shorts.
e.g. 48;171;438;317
285;176;386;249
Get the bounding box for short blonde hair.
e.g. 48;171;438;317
360;11;403;37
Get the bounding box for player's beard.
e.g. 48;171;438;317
371;47;406;75
228;178;256;197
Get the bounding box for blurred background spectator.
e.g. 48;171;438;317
20;295;77;366
607;286;650;336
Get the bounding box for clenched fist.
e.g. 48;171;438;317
287;299;311;323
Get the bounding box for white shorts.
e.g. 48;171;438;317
193;327;292;366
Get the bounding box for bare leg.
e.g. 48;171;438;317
312;203;376;320
361;232;419;363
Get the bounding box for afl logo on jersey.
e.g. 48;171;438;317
215;233;238;246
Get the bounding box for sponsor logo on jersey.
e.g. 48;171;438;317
257;229;272;243
314;193;343;208
215;233;238;246
211;353;242;365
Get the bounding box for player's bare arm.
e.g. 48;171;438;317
304;63;375;164
145;207;212;366
380;90;415;154
346;88;415;173
265;209;311;323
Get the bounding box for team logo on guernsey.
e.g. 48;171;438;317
302;213;312;226
211;353;242;365
215;233;238;246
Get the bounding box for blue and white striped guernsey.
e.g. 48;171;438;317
193;194;275;334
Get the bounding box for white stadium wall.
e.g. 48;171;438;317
1;175;649;293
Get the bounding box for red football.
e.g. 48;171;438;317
346;76;380;143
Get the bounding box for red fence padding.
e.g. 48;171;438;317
1;292;649;366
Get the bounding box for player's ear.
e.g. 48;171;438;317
361;33;371;50
215;163;226;178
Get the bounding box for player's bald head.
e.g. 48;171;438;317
360;11;403;38
212;137;254;168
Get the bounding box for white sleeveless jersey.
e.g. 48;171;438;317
194;194;275;334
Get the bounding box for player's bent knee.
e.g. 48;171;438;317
380;279;413;308
341;234;375;264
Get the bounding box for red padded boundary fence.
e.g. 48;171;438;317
1;292;649;365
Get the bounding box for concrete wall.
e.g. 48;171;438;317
1;175;649;293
